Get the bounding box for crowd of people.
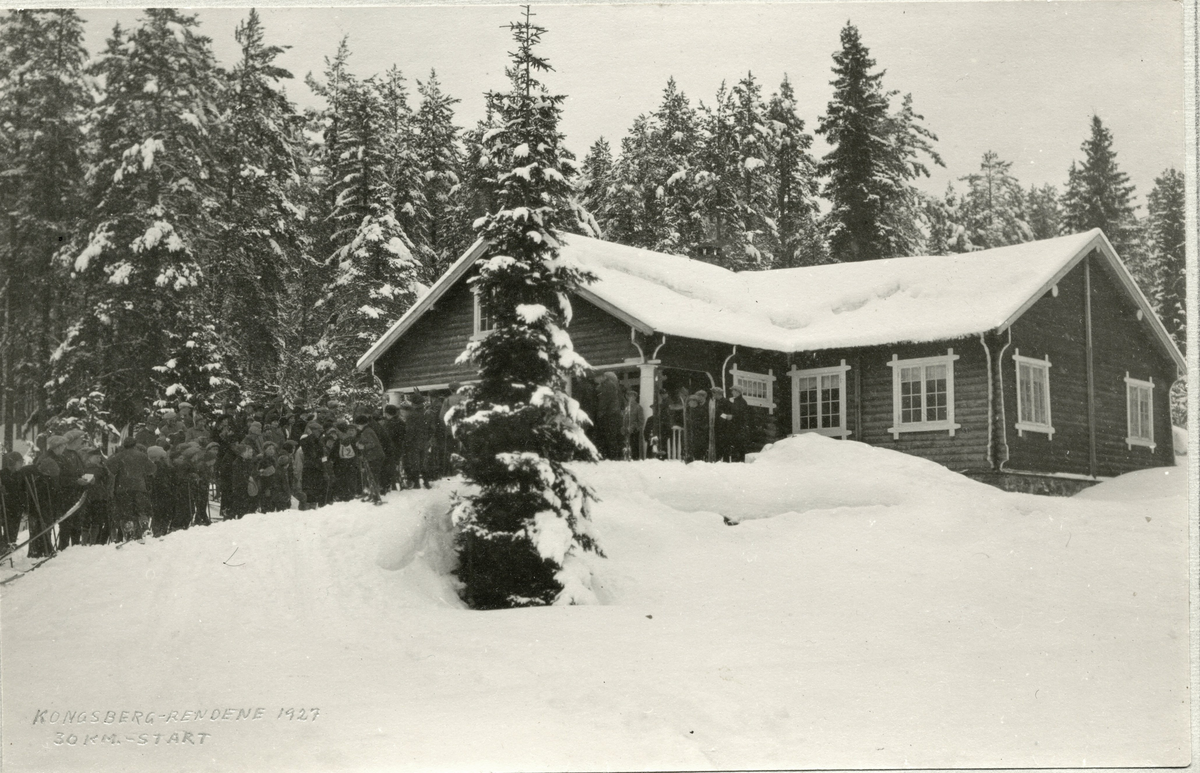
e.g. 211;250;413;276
0;388;471;560
0;371;753;561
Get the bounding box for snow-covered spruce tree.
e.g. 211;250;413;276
208;9;307;398
922;184;971;256
1144;168;1185;348
60;10;229;426
449;9;602;610
578;137;614;237
315;73;419;399
1025;184;1062;240
958;151;1032;250
763;75;824;268
414;69;464;280
817;23;940;261
0;10;90;444
1062;115;1137;253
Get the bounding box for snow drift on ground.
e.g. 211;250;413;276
1;434;1188;772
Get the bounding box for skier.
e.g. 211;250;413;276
106;436;156;542
79;449;113;545
353;415;385;503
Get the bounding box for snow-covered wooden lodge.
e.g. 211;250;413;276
357;229;1183;494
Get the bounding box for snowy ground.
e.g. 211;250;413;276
1;435;1189;772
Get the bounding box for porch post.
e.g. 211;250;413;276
638;360;658;457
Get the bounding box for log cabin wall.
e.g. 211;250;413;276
1086;254;1177;474
377;278;477;391
1002;256;1091;475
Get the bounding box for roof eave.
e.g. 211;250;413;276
995;230;1185;373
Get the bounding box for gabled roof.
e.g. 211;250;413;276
358;229;1185;373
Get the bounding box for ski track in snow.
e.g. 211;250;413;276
0;434;1189;772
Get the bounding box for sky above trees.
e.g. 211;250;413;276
77;2;1183;209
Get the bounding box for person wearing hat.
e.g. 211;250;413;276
43;434;87;549
687;392;710;463
728;386;751;462
379;404;406;492
297;422;325;510
226;443;257;519
146;445;177;536
1;451;29;551
79;448;113;545
402;395;432;489
353;415;385;502
106;436;156;541
595;372;624;460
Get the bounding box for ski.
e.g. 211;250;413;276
0;557;56;587
0;493;88;563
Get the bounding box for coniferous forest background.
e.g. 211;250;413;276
0;8;1187;445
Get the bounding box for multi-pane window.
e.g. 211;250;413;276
472;289;495;337
730;366;776;411
887;350;960;437
789;362;850;438
1013;351;1053;437
1124;374;1155;450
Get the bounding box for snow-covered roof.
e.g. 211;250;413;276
358;229;1184;372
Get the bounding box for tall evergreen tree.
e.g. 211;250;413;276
208;9;306;399
314;73;419;398
958;151;1032;249
1144;168;1185;348
1025;183;1062;240
578;137;614;237
413;69;463;279
1062;115;1137;253
0;9;90;445
448;8;601;610
763;75;823;267
60;10;225;425
817;23;940;261
923;184;970;255
650;78;704;255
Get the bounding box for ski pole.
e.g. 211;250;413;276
0;492;86;562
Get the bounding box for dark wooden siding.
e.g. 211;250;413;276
1004;258;1091;475
788;339;990;471
1001;251;1177;477
1088;255;1177;473
378;280;646;391
378;279;477;390
569;297;643;368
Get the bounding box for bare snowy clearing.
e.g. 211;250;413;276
1;435;1188;771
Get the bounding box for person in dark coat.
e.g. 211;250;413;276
257;443;285;513
402;395;432;489
106;436;156;541
45;435;87;549
1;452;28;549
334;427;360;501
379;405;406;492
687;392;710;463
147;445;176;536
80;449;113;545
728;387;751;462
354;415;385;497
621;392;645;460
298;423;326;509
574;374;599;447
714;388;736;462
595;372;624;460
227;443;256;519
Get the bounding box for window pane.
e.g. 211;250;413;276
1030;366;1047;424
820;374;840;429
798;377;818;430
900;367;922;423
1018;363;1033;423
1138;388;1152;439
925;364;947;422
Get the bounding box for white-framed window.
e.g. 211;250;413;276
1013;349;1054;438
789;360;850;438
887;349;961;438
730;365;776;413
471;288;495;339
1124;373;1155;450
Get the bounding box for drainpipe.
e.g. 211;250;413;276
979;333;994;469
996;328;1013;470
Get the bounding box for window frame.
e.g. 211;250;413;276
886;349;961;438
730;365;776;413
1124;373;1156;451
1012;349;1054;438
788;360;851;439
471;287;496;340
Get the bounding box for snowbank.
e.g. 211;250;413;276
1;435;1188;771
